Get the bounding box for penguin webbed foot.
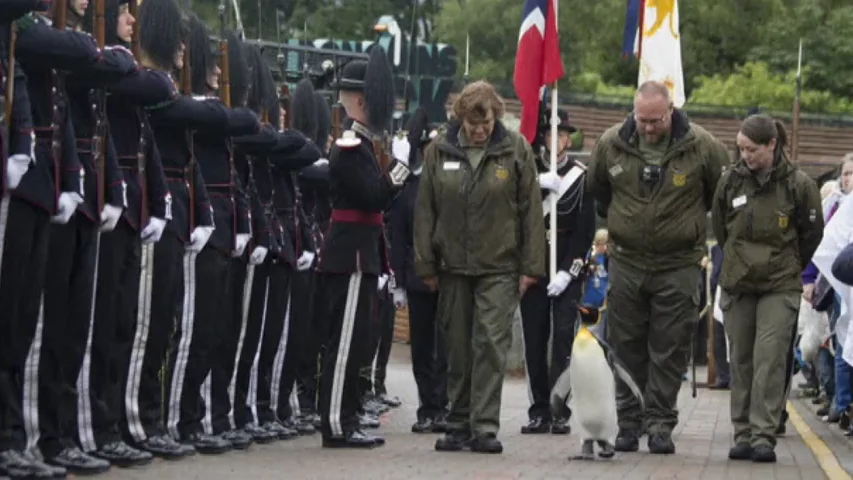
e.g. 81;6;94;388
570;440;595;461
597;440;615;459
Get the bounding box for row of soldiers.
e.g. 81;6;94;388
0;0;414;477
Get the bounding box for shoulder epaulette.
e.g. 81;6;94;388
572;158;588;171
335;130;361;149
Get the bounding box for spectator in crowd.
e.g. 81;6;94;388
413;81;545;454
712;114;823;463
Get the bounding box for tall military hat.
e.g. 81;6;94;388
291;78;318;141
314;92;332;151
82;0;129;46
337;46;395;132
245;43;279;127
226;30;250;107
186;12;218;95
138;0;187;70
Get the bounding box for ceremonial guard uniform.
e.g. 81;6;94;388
83;0;173;467
519;109;596;434
164;15;258;455
0;1;42;477
230;44;319;441
389;109;448;434
315;46;410;449
35;0;140;473
294;91;333;418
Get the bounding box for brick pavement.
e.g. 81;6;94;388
93;345;832;480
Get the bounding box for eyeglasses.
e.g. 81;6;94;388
633;113;668;126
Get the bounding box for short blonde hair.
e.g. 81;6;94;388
593;228;608;245
451;81;505;122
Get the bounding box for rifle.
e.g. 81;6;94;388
217;0;230;108
280;84;290;129
180;3;193;231
130;0;147;225
330;103;342;140
4;24;16;140
53;0;66;31
94;0;106;214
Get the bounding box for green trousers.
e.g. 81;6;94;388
606;258;700;435
721;290;799;447
438;273;517;437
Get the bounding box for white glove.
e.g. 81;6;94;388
378;274;389;291
187;225;214;252
232;233;251;257
392;136;411;165
538;172;561;192
140;217;167;244
313;158;329;167
99;204;123;232
249;246;268;265
296;250;315;271
391;287;407;308
546;270;572;297
50;192;84;224
5;154;31;190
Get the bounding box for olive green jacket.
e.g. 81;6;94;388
587;110;730;271
711;156;824;294
413;120;545;278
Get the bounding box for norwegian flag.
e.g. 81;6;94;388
513;0;564;144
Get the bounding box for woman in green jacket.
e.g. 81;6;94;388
711;114;823;463
413;81;545;454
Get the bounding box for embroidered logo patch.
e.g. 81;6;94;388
778;214;789;229
495;166;509;180
672;173;686;187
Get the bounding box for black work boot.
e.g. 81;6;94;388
434;430;471;452
551;417;570;434
751;445;776;463
648;432;675;454
728;443;752;460
91;441;153;467
520;417;551;434
614;428;640;452
46;446;111;475
469;433;503;454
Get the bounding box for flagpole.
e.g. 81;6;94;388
791;38;803;163
548;84;558;280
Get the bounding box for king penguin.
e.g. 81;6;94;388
550;304;644;460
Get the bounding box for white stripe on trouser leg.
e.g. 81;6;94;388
289;381;300;418
228;263;255;430
0;195;11;278
167;251;198;439
125;244;155;443
516;306;535;406
201;372;213;434
248;275;271;423
76;232;101;452
329;273;362;437
269;290;292;417
24;296;46;451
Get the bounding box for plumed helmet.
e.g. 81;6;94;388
138;0;186;70
290;78;317;141
186;12;218;95
314;92;332;152
245;43;279;127
81;0;127;47
226;30;249;107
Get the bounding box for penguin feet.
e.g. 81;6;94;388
571;440;595;461
596;440;615;459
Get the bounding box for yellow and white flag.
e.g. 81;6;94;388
635;0;685;107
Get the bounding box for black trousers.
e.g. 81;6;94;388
372;288;395;395
232;259;271;428
0;197;52;453
275;270;311;421
254;261;292;424
317;272;377;439
208;256;248;434
37;213;98;457
407;289;448;421
165;246;229;438
293;270;319;414
126;231;184;442
519;278;583;420
84;220;145;450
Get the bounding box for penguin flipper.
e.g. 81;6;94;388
550;366;572;418
609;352;645;411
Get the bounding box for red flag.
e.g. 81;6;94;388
513;0;564;144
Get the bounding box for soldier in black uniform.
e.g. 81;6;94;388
1;2;136;476
0;1;42;478
519;108;596;435
315;46;411;449
295;91;333;423
230;44;319;442
389;108;448;434
35;0;139;472
165;15;259;454
83;0;173;467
